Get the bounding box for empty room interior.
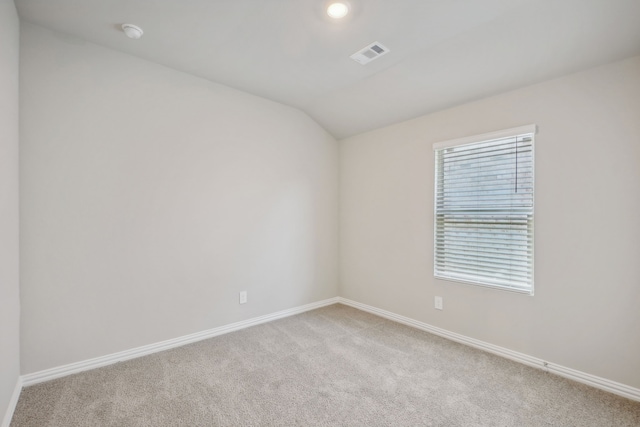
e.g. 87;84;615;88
2;0;640;425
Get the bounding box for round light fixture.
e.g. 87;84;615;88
327;2;349;19
122;24;144;39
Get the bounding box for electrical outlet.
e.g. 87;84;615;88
239;291;247;304
434;296;443;310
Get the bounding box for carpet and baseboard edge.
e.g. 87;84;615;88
337;297;640;402
20;297;340;388
11;294;640;424
1;377;23;427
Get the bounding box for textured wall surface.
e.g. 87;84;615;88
20;23;338;374
0;0;21;422
340;56;640;388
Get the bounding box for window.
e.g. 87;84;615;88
433;125;536;294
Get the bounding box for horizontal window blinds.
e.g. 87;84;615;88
434;126;535;294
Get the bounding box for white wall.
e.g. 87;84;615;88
20;23;338;374
340;56;640;388
0;0;21;421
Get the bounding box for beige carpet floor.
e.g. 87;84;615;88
10;304;640;426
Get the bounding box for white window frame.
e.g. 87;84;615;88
433;124;536;295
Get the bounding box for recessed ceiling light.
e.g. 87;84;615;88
327;2;349;19
122;24;144;39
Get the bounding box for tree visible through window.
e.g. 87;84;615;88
433;125;536;294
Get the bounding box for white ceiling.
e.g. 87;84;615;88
15;0;640;139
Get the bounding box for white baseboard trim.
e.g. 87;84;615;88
18;295;640;403
22;297;340;387
1;376;23;427
337;297;640;402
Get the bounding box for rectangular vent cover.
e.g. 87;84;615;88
350;42;390;65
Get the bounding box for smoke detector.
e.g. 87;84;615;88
350;42;390;65
122;24;144;39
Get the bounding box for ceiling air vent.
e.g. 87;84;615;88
350;42;390;65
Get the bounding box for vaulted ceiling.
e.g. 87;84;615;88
15;0;640;139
